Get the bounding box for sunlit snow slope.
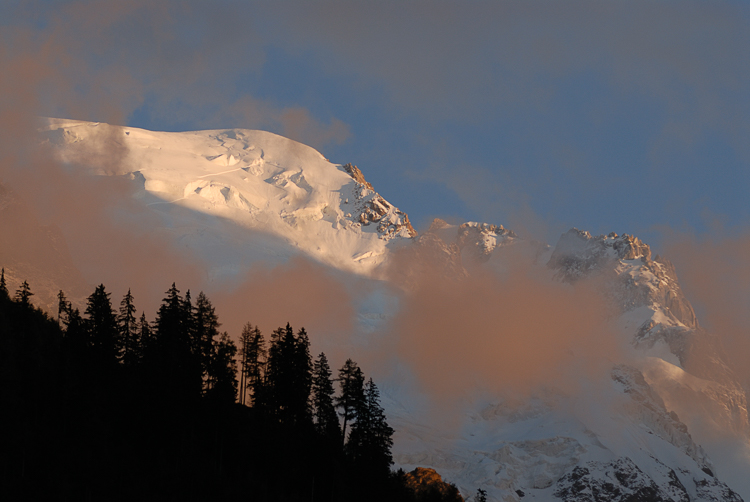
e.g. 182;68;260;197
41;118;415;280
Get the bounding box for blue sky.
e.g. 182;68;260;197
2;0;749;251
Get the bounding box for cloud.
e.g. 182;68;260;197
219;95;351;150
373;239;622;405
661;226;750;386
1;1;350;147
211;256;356;361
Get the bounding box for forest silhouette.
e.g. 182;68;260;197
0;269;463;502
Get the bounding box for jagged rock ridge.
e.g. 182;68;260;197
342;163;416;240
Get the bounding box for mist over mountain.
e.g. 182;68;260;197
2;119;749;501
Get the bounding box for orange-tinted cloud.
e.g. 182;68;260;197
373;240;622;404
662;227;750;386
211;256;356;359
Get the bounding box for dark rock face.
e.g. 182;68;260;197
694;476;744;502
342;162;374;190
554;458;689;502
343;163;417;239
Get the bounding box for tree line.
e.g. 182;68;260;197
0;269;464;502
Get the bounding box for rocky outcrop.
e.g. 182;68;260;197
456;222;517;264
555;453;742;502
548;229;651;281
402;467;464;502
548;229;697;326
554;458;689;502
343;163;374;190
343;163;417;239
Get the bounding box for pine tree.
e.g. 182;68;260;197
118;289;139;366
263;326;286;414
14;280;33;307
62;305;86;348
312;352;341;443
151;283;201;401
346;378;394;480
154;283;184;343
206;331;238;404
194;291;220;394
290;327;313;426
138;311;152;360
336;359;365;446
363;378;394;471
57;290;68;325
475;488;488;502
182;289;195;349
265;323;313;427
85;284;119;361
239;324;249;405
0;268;8;300
239;323;266;407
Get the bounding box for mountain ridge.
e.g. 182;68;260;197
2;119;747;500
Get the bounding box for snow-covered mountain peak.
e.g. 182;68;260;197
41;119;416;277
544;227;749;467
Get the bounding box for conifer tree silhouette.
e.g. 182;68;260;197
0;268;8;299
359;378;394;473
137;311;151;360
291;326;313;426
336;358;365;446
118;289;139;366
239;322;266;407
194;291;219;394
151;283;201;401
85;284;119;362
57;290;68;325
312;352;341;444
206;331;238;404
14;280;33;306
265;323;313;427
